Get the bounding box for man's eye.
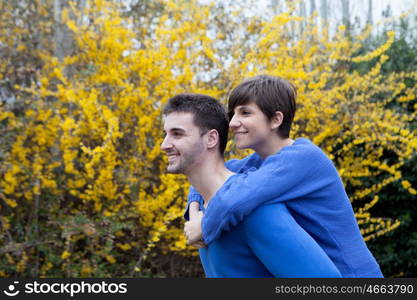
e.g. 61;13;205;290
242;110;250;115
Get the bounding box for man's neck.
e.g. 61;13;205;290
187;156;234;208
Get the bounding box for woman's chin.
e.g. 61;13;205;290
235;141;250;150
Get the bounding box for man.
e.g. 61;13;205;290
184;75;383;277
160;93;340;277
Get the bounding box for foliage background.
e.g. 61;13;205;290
0;0;416;277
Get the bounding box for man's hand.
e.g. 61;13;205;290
184;211;206;247
190;240;206;248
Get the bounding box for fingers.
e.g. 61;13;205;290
184;213;204;247
184;221;195;244
183;220;203;244
189;202;200;220
187;235;201;245
184;230;200;245
190;240;207;248
194;241;207;248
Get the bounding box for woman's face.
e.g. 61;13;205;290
229;102;275;151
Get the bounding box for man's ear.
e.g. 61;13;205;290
206;129;219;150
271;111;284;130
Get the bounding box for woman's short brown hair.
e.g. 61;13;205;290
228;75;297;138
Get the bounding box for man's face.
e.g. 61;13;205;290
161;112;206;174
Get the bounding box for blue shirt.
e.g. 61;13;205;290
186;138;383;278
199;200;341;277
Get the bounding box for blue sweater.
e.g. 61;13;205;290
199;201;341;277
186;138;383;278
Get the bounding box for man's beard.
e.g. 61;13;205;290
166;152;197;174
167;143;204;175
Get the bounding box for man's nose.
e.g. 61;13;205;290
160;135;172;151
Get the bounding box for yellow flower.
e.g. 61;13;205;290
105;255;116;264
61;251;71;260
81;265;93;276
401;180;411;190
115;243;131;251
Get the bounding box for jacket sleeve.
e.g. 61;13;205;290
202;144;336;244
244;203;341;277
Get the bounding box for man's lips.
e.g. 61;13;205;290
167;153;179;163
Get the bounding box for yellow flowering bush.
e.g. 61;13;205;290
0;0;416;277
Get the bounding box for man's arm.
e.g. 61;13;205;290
244;203;341;277
202;142;337;244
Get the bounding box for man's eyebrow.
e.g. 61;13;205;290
168;127;186;133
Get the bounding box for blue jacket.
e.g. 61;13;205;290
186;138;383;277
199;201;341;278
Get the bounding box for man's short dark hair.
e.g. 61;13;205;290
163;93;229;155
228;75;297;138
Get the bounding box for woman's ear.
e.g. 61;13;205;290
271;111;284;130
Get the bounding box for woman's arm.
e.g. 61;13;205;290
202;142;337;244
183;158;246;221
184;186;204;221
